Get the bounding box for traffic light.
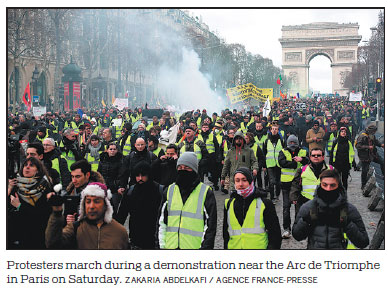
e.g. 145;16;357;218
376;78;382;92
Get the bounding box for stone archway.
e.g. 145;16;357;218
279;22;361;96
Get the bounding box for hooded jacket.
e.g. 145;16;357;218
221;131;259;190
98;151;123;193
292;185;369;249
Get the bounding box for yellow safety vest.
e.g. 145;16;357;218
164;183;209;249
280;149;307;183
332;140;355;167
59;141;77;171
225;198;268;249
362;108;370;119
85;151;102;171
301;165;333;200
152;147;162;157
197;133;215;154
179;139;202;161
266;139;282;168
254;135;267;151
37;131;49;143
122;135;132;156
327;132;337;153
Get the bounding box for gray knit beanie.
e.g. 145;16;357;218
287;134;299;146
176;152;198;174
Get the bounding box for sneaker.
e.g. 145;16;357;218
282;229;291;239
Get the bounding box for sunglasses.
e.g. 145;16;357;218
310;154;322;158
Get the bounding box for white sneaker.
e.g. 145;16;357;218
282;229;291;239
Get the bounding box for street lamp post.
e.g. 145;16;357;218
32;65;39;105
371;26;382;121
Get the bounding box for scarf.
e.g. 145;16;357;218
236;182;255;199
16;175;50;206
88;143;102;159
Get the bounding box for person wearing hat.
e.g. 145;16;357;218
223;167;281;249
148;135;165;159
305;120;325;152
356;124;384;188
197;122;219;183
46;182;128;249
32;125;51;144
176;126;207;167
158;152;217;249
278;135;308;238
240;115;253;134
292;169;369;249
221;130;259;193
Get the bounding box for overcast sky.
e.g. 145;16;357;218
188;8;382;93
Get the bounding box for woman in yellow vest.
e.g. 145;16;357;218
223;167;282;249
329;127;355;190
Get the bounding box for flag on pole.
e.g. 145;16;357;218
263;97;271;117
101;99;106;107
280;90;287;99
276;74;282;86
22;83;32;112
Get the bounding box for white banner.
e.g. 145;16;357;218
113;98;128;110
263;98;271;117
349;92;362;102
32;106;46;117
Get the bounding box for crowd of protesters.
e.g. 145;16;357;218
6;95;383;250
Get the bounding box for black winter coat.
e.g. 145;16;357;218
292;186;369;249
223;189;282;249
98;152;123;193
115;180;163;249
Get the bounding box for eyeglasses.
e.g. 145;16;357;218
43;144;54;147
310;154;322;158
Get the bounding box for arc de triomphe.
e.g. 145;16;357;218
279;22;362;96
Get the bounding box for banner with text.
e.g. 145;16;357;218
227;84;273;104
349;92;362;102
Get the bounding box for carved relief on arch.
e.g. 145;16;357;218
305;49;334;64
289;71;299;86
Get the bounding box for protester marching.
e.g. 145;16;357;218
7;94;384;250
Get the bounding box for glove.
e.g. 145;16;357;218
48;194;64;207
302;213;313;226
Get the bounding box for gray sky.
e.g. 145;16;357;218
188;8;382;93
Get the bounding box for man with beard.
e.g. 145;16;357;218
148;135;165;159
46;182;128;249
278;135;308;238
118;137;158;194
59;128;82;171
221;131;258;193
116;162;163;249
158;152;217;249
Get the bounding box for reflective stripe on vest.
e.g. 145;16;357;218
254;135;267;150
165;183;209;249
61;151;76;171
333;141;354;166
250;143;258;157
85;152;101;171
197;133;215;154
301;165;333;200
179;140;202;161
37;131;49;143
122;136;132;156
280;149;307;182
266;139;282;168
226;198;268;249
